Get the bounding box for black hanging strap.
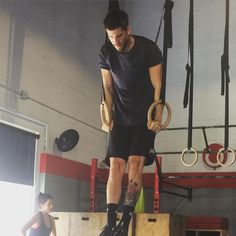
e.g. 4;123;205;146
183;0;194;150
108;0;120;12
155;0;174;102
154;0;174;46
101;0;120;103
183;64;191;108
221;0;230;150
163;0;174;48
154;7;165;45
105;0;120;44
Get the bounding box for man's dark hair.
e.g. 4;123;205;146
103;10;129;30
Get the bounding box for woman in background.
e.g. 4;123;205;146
21;192;56;236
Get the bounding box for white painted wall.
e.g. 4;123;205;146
0;2;109;166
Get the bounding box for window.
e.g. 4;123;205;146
0;122;39;185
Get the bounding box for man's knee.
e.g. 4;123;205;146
109;158;126;178
128;156;145;173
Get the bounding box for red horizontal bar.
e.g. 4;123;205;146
39;154;236;188
40;153;90;182
164;172;236;177
186;216;229;230
162;172;236;188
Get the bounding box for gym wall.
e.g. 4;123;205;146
125;0;236;173
0;1;108;165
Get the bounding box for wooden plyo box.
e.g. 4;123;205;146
52;212;185;236
52;212;133;236
135;213;186;236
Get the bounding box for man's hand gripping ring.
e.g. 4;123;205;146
147;100;172;133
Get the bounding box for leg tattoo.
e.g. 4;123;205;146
124;179;139;207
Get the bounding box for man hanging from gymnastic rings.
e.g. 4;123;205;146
98;10;164;236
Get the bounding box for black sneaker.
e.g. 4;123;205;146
99;225;113;236
112;222;128;236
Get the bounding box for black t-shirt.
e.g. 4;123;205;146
99;35;163;125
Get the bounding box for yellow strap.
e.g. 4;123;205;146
135;186;145;213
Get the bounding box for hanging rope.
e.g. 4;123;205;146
108;0;119;12
217;0;235;167
155;0;174;102
181;0;198;167
101;0;120;104
100;0;120;132
146;0;174;137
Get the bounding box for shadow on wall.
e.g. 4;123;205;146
0;1;108;76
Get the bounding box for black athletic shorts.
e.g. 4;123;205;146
106;123;156;164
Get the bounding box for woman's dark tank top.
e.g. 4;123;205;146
29;212;52;236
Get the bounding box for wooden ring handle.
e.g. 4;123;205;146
147;100;172;133
181;147;198;167
216;147;236;167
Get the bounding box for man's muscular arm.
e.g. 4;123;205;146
148;63;163;132
101;68;113;131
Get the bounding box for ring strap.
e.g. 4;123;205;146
221;0;230;151
183;0;194;151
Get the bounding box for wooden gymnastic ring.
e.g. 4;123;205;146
202;143;227;169
216;147;236;167
181;147;198;167
147;100;172;133
100;102;111;132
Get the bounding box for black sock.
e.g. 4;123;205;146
120;205;134;229
107;203;118;230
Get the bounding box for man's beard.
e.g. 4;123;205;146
117;36;130;53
